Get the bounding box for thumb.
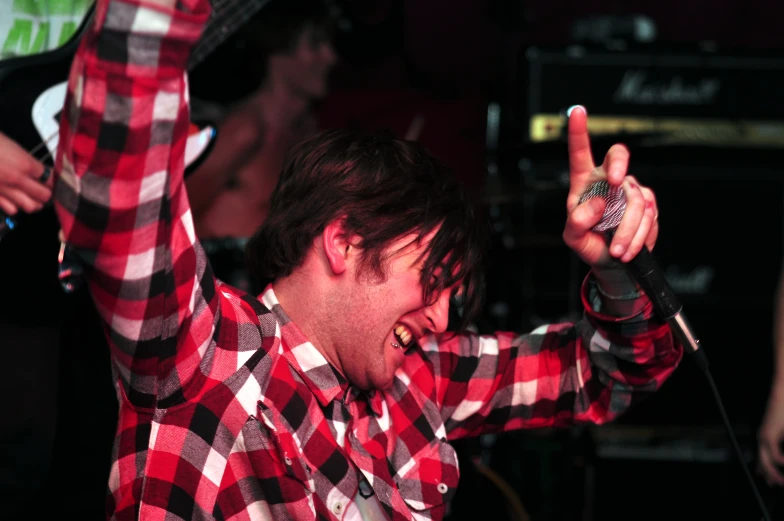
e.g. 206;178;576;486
563;197;609;267
563;197;605;244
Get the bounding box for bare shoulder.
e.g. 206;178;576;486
219;103;266;152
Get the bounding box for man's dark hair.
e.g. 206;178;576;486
245;128;487;331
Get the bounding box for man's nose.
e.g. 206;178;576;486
424;290;450;334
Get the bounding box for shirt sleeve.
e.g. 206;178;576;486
53;0;224;408
428;274;684;438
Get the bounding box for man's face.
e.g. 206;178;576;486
327;230;454;391
271;25;337;99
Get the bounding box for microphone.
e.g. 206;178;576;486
579;180;708;372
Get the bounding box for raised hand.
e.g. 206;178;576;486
562;106;659;269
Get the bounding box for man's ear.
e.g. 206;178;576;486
322;219;354;276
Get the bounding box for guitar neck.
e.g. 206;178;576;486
188;0;270;71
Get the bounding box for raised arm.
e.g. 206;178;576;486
53;0;222;406
428;106;682;436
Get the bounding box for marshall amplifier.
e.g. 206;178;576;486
521;45;784;149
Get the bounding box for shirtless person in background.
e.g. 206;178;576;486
186;0;337;240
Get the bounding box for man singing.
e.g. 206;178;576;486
53;0;682;519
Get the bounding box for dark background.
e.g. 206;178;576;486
21;0;784;519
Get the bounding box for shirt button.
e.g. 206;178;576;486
437;483;448;494
332;501;344;515
284;454;292;466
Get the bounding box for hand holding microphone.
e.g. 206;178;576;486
562;105;659;270
578;179;706;369
564;106;705;369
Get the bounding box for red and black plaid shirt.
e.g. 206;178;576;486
53;1;682;519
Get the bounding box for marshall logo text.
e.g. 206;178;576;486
613;70;721;106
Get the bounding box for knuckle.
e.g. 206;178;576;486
628;197;645;213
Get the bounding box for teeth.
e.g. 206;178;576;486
394;325;413;346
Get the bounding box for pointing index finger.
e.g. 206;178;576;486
567;106;598;210
568;105;595;176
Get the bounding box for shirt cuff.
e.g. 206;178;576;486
580;273;668;337
88;0;211;76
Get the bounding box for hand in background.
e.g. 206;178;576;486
0;132;51;216
759;388;784;486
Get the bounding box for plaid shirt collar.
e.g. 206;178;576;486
261;285;384;417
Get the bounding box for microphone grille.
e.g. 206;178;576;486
578;180;627;232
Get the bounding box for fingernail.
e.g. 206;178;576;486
566;105;586;117
612;244;625;256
